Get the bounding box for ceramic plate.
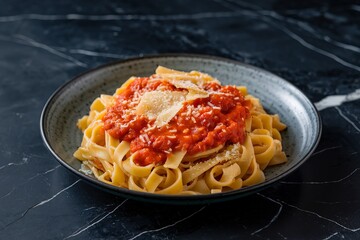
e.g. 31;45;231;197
40;54;322;204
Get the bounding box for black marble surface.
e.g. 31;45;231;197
1;0;359;239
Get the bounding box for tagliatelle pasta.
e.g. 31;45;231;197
74;66;287;195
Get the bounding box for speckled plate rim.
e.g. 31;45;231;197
40;53;322;204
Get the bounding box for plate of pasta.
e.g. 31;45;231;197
41;54;321;204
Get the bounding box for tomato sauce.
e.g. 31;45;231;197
103;77;251;166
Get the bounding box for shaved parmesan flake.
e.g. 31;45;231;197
186;91;209;101
136;90;186;127
155;66;220;84
155;66;186;75
166;80;209;101
154;66;225;102
168;80;203;92
154;102;184;127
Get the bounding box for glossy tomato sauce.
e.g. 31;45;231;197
103;77;251;166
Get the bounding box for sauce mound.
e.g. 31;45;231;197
103;77;251;166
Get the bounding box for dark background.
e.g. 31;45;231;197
0;0;359;239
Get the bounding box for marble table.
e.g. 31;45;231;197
0;0;359;239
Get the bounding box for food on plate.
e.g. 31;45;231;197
74;66;287;194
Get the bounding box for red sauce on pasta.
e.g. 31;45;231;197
103;77;251;166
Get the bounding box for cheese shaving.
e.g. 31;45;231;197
155;66;220;84
136;90;186;127
167;80;209;101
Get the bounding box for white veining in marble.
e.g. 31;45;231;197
227;0;355;60
323;36;360;53
216;0;360;72
42;165;61;174
281;168;359;185
259;10;360;55
0;11;256;22
7;3;355;78
82;206;97;212
177;35;199;48
14;34;88;67
64;199;128;239
0;34;88;68
32;179;81;209
271;24;360;72
277;232;288;240
0;150;50;172
335;106;360;132
2;180;81;229
254;194;360;237
351;5;360;12
0;165;61;200
279;199;360;232
315;89;360;111
311;145;343;156
127;206;206;240
0;156;29;170
252;193;283;235
64;49;129;59
322;232;340;240
347;110;359;122
0;187;15;200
